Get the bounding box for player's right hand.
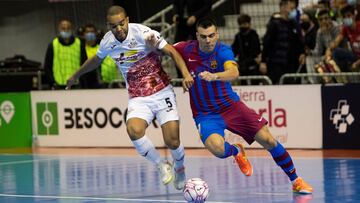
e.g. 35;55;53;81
182;74;194;92
65;76;76;90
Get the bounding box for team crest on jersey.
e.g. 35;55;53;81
210;59;217;69
128;38;137;48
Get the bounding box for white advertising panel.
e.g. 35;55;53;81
31;85;322;148
176;85;323;149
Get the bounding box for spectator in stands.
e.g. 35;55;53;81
300;12;319;83
172;0;212;42
326;5;360;72
231;14;262;85
301;12;319;51
260;0;306;84
313;9;346;56
307;9;346;83
44;19;87;89
172;0;212;78
83;24;123;88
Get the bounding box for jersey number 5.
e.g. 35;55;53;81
165;97;173;108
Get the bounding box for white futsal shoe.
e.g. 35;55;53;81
157;161;174;185
173;166;186;190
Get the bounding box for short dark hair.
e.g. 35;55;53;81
318;0;330;7
317;9;330;18
107;5;127;17
237;14;251;25
341;5;355;17
196;17;217;29
279;0;296;7
84;23;97;30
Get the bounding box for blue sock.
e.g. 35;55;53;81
219;142;239;159
269;141;298;181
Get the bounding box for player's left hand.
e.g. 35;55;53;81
182;74;194;92
199;71;217;82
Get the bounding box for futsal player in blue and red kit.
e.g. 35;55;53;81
173;17;313;194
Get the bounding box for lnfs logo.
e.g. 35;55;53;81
0;100;15;126
330;100;355;134
36;102;59;135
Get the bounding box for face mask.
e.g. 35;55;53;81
59;31;72;39
288;9;297;19
301;21;311;30
85;32;97;41
240;27;250;33
343;18;353;27
347;0;357;6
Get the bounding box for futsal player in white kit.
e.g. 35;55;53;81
66;5;194;190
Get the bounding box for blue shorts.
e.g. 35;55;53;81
194;101;268;144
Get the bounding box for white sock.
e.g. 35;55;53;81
132;135;161;165
170;143;185;171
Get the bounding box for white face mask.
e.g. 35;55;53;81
288;9;297;19
59;31;72;39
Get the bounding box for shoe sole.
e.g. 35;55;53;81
293;190;313;194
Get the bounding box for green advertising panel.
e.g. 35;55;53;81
36;102;59;135
0;93;32;148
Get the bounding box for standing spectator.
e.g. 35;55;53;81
231;14;262;85
83;24;123;88
44;19;87;89
301;12;319;82
172;0;212;42
301;12;318;51
260;0;306;84
326;5;360;72
172;0;212;79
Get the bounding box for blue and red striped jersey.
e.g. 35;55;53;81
173;40;240;117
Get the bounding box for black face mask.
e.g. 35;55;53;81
240;27;250;33
301;21;311;31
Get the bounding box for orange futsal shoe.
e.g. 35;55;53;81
233;143;253;176
292;177;313;194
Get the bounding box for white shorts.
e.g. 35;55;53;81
126;85;179;125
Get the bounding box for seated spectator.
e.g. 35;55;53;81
313;9;346;57
326;5;360;73
231;14;262;85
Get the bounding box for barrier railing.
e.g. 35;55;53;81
170;75;273;86
279;72;360;84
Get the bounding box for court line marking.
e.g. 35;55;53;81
0;158;63;166
0;194;237;203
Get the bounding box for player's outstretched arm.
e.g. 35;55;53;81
66;55;103;89
199;60;239;82
162;44;194;91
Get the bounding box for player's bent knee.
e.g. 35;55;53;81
164;138;180;149
126;125;146;140
206;141;224;158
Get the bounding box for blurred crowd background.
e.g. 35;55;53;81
0;0;359;92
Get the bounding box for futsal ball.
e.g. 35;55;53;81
183;178;209;203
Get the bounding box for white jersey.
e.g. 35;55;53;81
97;23;171;98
